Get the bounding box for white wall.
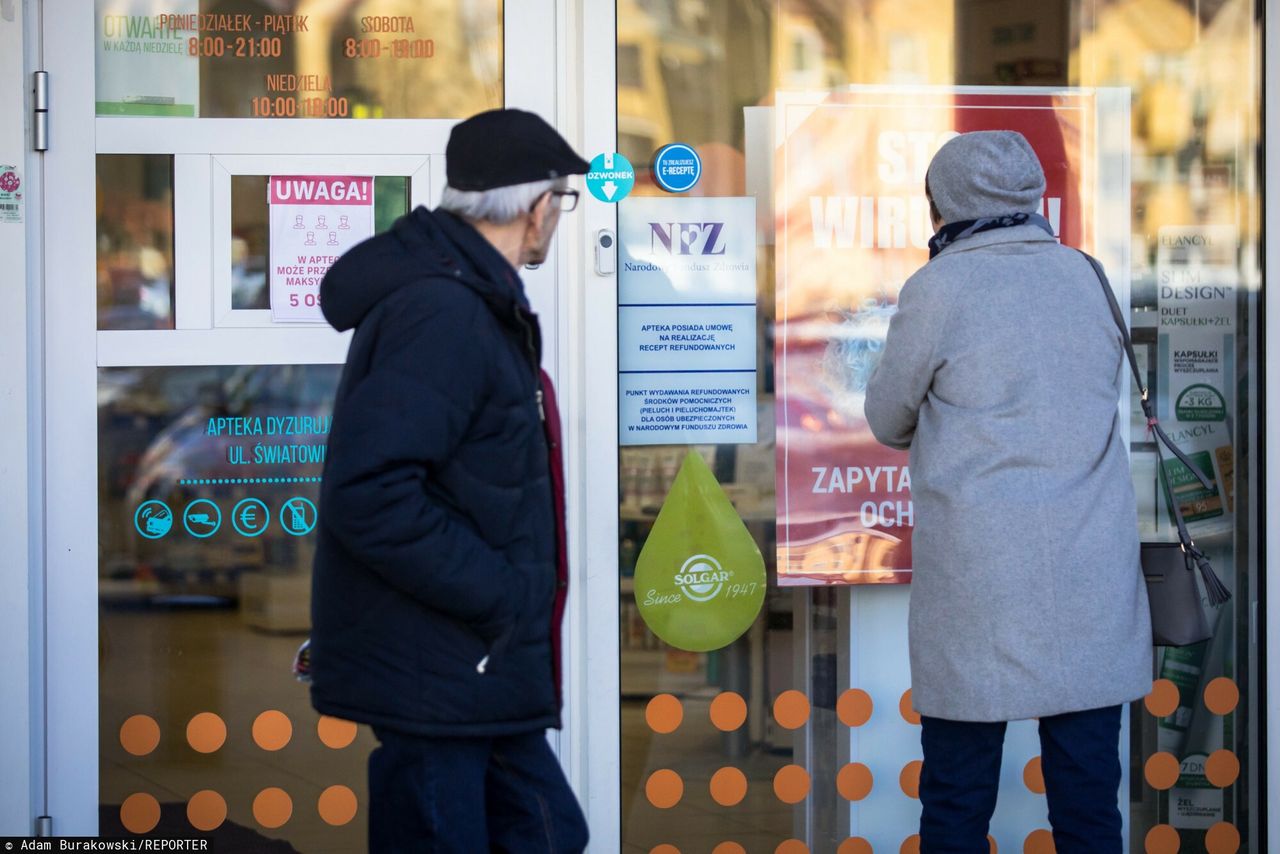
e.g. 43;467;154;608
0;0;33;836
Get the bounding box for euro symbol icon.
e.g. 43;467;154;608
240;506;258;528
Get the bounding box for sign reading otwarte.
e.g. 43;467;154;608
95;0;200;116
634;451;766;652
774;87;1128;585
269;175;374;323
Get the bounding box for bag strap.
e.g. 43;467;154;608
1078;250;1230;606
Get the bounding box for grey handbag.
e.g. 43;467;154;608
1080;251;1231;646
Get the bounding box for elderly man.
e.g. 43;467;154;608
310;109;589;853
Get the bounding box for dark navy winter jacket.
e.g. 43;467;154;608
310;207;561;737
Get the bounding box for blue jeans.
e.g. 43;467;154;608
369;727;589;853
919;705;1123;854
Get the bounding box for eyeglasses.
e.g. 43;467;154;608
539;188;579;213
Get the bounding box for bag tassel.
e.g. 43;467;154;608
1185;546;1232;607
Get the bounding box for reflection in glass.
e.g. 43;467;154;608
231;175;409;310
95;0;502;119
97;155;175;330
618;0;1260;850
98;365;369;848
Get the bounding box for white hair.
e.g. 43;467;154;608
439;177;566;225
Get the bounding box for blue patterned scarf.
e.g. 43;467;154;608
927;212;1055;259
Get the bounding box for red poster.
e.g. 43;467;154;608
775;88;1100;585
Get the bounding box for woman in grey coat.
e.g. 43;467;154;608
865;131;1151;853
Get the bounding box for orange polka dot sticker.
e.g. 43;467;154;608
186;712;227;754
120;793;161;835
837;763;873;802
1205;822;1240;854
710;767;748;807
777;841;809;854
838;689;873;728
773;764;811;804
1023;756;1046;794
318;785;359;826
187;790;227;833
253;787;293;829
1204;750;1240;788
1204;678;1240;716
651;846;681;854
646;694;684;734
710;692;748;732
899;690;921;725
774;690;811;730
253;710;293;752
900;835;921;854
318;716;358;750
713;844;746;854
1145;679;1181;718
120;715;160;757
838;840;874;854
900;760;923;799
646;769;684;809
1144;824;1180;854
1023;829;1055;854
1145;752;1181;791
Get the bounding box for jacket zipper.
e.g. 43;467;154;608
476;622;519;676
477;306;547;677
514;308;546;425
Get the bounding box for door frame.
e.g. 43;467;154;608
1265;3;1278;850
0;0;35;836
38;0;563;833
563;0;622;847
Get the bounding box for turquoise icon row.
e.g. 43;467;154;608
134;496;318;540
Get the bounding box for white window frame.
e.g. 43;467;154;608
209;154;433;329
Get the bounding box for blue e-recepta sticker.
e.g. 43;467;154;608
585;152;635;203
652;144;702;193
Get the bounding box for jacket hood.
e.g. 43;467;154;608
926;131;1046;223
321;207;529;332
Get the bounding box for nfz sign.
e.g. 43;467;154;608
618;196;758;447
650;221;727;256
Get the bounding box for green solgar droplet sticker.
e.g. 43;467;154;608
634;451;766;652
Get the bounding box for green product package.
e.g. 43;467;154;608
633;451;767;653
1163;450;1225;525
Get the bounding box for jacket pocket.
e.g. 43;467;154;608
475;562;538;674
476;625;513;674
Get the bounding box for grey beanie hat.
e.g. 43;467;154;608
925;130;1046;223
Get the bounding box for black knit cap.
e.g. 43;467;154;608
446;108;590;191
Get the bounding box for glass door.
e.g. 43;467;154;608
607;2;1263;852
41;1;563;846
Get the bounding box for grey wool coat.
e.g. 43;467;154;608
865;223;1152;722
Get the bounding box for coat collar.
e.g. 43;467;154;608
933;223;1058;257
